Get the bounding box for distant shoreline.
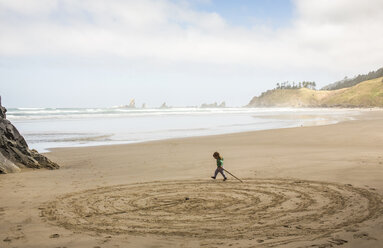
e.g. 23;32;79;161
42;108;382;153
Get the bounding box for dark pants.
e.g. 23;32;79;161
214;167;226;178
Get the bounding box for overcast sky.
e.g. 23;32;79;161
1;0;382;108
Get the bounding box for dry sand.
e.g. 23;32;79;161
1;110;383;248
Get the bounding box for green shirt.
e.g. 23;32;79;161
217;158;224;167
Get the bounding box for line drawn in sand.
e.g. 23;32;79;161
41;179;383;247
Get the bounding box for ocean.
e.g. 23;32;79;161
7;107;361;152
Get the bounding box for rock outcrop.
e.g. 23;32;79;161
159;102;169;109
200;101;226;108
0;97;59;174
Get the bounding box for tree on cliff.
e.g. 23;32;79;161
321;67;383;90
275;81;316;90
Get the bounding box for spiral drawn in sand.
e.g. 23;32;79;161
42;179;383;246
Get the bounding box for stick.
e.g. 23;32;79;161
223;169;243;183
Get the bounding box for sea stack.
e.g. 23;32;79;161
159;102;169;109
0;96;59;174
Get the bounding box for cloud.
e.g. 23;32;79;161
290;0;383;70
0;0;382;75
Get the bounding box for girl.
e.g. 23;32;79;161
211;152;227;181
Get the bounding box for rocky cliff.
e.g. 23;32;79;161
0;97;59;173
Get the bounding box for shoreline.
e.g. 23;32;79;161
9;107;372;153
1;109;383;247
44;108;380;153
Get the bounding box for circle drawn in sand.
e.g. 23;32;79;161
42;179;382;246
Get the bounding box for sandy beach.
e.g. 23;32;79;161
1;110;383;248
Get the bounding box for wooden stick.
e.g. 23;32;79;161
223;169;243;183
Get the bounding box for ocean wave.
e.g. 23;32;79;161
16;107;49;110
6;107;361;121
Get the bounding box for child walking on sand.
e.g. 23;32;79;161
211;152;227;181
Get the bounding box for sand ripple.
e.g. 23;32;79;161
41;179;383;246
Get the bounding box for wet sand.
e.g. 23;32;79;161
1;110;383;247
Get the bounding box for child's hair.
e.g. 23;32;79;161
213;152;222;160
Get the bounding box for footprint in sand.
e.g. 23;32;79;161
49;233;60;238
3;224;26;243
353;232;377;240
328;238;348;245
